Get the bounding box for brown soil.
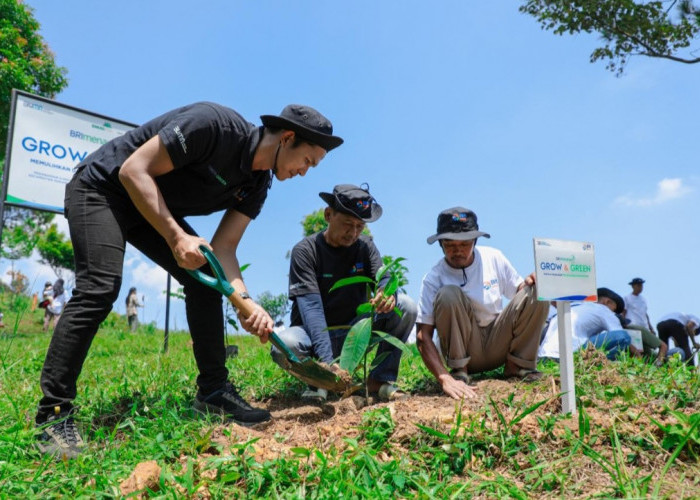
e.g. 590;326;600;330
122;349;700;497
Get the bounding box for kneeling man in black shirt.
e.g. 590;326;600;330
273;184;416;401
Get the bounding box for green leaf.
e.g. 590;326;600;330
338;318;372;373
329;276;375;293
291;447;311;457
240;263;251;273
375;256;406;282
356;302;373;316
415;423;450;440
383;274;400;297
372;330;412;354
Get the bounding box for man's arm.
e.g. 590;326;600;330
645;314;656;335
296;294;333;363
416;323;478;400
655;341;668;367
118;135;209;270
685;321;700;349
517;272;537;293
211;208;274;339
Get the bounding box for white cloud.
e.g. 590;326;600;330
127;259;169;291
615;178;692;207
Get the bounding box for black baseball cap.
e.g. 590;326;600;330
628;277;645;285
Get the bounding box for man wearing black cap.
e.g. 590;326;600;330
35;102;343;458
272;184;417;401
415;207;549;400
624;277;656;335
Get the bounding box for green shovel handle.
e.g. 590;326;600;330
186;245;302;364
186;246;234;297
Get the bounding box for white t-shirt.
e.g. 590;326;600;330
47;293;66;315
624;293;648;327
538;302;623;359
417;246;523;327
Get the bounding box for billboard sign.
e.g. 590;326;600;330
3;90;135;213
533;237;597;302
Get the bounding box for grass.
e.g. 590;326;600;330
0;290;699;498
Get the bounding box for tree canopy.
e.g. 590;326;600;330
0;0;69;259
1;0;68;158
520;0;700;75
36;224;74;278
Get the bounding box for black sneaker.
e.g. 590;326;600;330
194;382;271;426
37;406;85;459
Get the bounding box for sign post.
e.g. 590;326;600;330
533;238;597;415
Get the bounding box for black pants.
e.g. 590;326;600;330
657;319;695;366
37;174;228;421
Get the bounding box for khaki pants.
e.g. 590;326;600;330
434;285;549;373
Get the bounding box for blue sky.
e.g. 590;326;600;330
8;1;699;331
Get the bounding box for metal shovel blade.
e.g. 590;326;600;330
186;245;354;393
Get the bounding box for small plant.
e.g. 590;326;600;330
358;407;396;450
328;256;412;398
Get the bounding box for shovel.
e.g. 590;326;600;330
186;245;354;393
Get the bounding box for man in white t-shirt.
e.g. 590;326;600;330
415;207;549;400
624;277;655;334
539;287;632;361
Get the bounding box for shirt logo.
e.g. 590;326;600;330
173;125;188;154
483;278;498;290
232;187;248;201
351;262;364;274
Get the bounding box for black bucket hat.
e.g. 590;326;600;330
260;104;344;152
597;287;624;314
427;207;490;245
628;277;645;285
319;183;382;222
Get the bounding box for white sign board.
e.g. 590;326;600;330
4;90;135;213
533;238;597;302
533;237;597;416
626;329;643;351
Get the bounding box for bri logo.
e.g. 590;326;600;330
232;187;248;201
356;200;370;210
351;262;364;274
483;278;498;290
452;212;467;222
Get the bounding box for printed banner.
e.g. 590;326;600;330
533;237;597;302
4;90;135;213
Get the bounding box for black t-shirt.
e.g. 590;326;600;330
289;232;384;328
78;102;271;219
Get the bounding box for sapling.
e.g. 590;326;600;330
328;256;412;400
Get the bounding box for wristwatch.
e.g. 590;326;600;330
238;292;251;300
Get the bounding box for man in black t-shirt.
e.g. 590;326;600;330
36;103;343;459
272;184;417;401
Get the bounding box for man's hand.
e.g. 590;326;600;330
438;373;479;400
518;272;537;292
239;303;274;342
171;234;211;270
370;290;396;314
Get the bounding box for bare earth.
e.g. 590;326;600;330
121;348;700;498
